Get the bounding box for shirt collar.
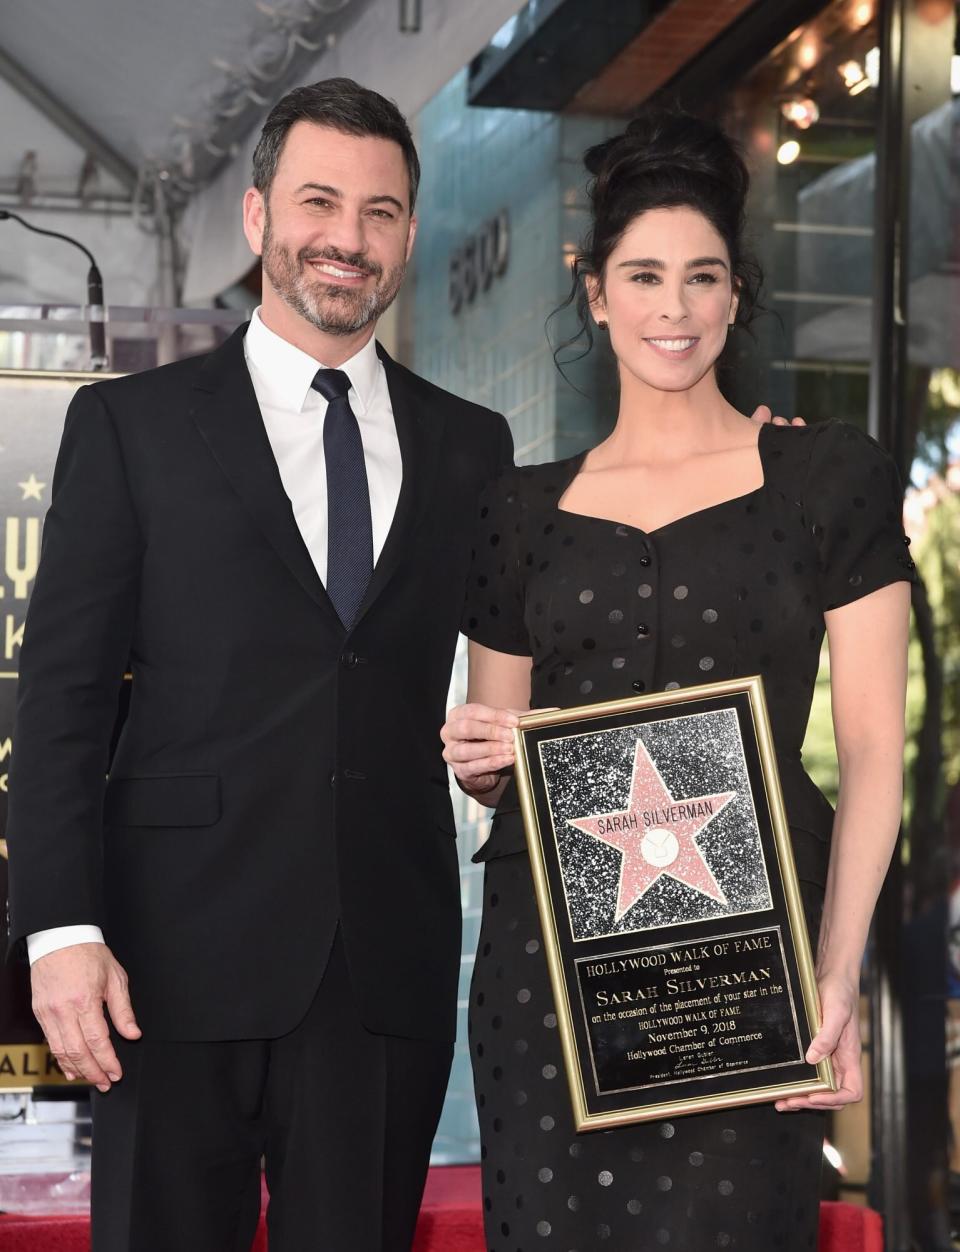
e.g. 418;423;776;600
244;307;380;416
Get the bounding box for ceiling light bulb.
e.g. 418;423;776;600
781;98;820;129
839;59;867;88
777;140;801;165
797;41;819;69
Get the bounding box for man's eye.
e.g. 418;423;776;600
369;209;394;220
306;198;332;208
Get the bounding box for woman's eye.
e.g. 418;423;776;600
689;272;720;284
630;271;661;284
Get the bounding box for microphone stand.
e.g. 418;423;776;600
0;208;109;370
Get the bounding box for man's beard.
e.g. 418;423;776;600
261;215;406;337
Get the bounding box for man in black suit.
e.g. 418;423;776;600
6;79;512;1251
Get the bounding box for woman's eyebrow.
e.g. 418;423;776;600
616;256;729;269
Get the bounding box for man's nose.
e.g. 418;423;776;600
324;211;368;259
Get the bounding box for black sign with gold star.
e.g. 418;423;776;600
0;371;123;1089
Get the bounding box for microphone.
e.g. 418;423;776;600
0;208;109;370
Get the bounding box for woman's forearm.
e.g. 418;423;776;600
816;744;904;981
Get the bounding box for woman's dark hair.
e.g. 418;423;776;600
553;106;763;367
252;77;420;211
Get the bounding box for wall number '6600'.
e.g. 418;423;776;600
449;211;510;315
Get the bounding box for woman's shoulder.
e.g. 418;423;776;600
762;419;894;491
764;417;887;453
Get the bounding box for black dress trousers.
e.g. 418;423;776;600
90;930;453;1252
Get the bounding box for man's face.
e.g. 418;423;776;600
243;121;417;338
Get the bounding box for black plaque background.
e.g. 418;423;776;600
0;375;128;1088
521;688;822;1120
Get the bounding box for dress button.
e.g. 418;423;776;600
639;555;651;567
632;680;646;692
636;623;649;637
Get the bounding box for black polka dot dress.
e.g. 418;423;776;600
462;421;916;1251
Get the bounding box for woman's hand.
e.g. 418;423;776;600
441;703;520;797
775;969;862;1111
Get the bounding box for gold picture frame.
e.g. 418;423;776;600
513;675;835;1130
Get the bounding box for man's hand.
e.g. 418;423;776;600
441;702;520;796
31;943;141;1091
750;405;806;427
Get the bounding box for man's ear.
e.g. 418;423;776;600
242;187;266;258
405;213;418;263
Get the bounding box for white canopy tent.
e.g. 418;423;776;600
0;0;525;309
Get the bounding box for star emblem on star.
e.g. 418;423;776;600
568;739;736;922
18;473;45;502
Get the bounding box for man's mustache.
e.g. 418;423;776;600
299;247;381;279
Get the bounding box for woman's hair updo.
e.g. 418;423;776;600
555;106;763;363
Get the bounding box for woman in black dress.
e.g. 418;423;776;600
441;108;914;1250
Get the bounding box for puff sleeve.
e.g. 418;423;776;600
461;469;531;655
804;421;917;612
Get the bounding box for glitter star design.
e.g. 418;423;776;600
568;739;736;922
18;473;45;502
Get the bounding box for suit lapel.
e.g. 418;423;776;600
189;325;343;631
353;345;444;624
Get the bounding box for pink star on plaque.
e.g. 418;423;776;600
568;740;736;922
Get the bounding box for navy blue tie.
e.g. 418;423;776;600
312;368;373;629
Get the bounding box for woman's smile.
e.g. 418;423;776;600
642;335;701;360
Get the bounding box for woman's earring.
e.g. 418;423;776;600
597;319;608;330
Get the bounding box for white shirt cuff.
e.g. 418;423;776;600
27;926;106;964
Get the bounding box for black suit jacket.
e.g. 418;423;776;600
6;325;512;1043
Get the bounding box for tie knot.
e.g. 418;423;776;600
311;368;352;403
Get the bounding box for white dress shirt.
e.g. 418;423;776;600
27;309;403;964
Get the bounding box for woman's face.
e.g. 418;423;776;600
590;206;739;393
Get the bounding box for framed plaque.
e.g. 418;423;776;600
513;676;835;1131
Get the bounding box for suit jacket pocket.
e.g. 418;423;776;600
103;774;221;828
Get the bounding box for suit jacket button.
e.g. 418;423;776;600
341;651;359;668
329;770;337;787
